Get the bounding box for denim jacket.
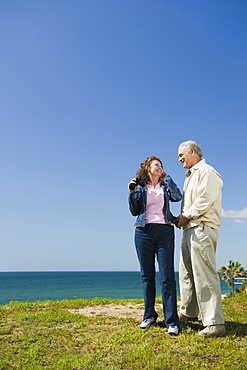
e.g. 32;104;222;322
129;175;182;227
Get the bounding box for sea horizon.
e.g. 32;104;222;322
0;271;232;306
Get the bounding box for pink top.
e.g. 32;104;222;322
145;182;167;224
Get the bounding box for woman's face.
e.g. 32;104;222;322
148;160;163;177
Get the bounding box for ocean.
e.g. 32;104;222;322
0;271;232;306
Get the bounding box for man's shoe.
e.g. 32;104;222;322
167;325;179;336
140;317;156;329
179;313;198;322
198;325;226;338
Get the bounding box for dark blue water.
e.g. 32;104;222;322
0;271;231;306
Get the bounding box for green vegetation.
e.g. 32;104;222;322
238;278;247;294
220;260;247;297
0;296;247;370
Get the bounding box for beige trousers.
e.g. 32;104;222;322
179;223;225;326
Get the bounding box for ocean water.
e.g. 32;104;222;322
0;271;232;306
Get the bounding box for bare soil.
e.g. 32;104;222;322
68;303;149;321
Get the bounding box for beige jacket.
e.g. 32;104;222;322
182;159;223;230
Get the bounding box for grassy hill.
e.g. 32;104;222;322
0;294;246;369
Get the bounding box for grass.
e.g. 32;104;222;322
0;295;246;369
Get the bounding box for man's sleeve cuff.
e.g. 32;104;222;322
183;212;192;219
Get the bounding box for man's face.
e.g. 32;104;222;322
178;145;195;169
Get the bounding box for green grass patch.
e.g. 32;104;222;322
0;295;246;369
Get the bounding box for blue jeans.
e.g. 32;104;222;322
135;223;179;327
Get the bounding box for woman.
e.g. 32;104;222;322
128;156;182;335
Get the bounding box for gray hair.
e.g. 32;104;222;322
179;140;203;159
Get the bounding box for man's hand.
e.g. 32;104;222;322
175;214;190;229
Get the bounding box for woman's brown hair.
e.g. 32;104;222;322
136;156;163;179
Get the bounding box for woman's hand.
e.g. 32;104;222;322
160;172;168;179
128;178;137;192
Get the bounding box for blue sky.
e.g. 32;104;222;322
1;0;246;272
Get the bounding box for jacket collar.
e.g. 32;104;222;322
186;159;205;177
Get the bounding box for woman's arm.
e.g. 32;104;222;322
128;187;144;216
164;175;182;202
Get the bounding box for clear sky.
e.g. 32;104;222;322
1;0;247;272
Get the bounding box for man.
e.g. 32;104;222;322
176;140;226;337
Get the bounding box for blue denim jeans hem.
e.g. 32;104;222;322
135;223;179;327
